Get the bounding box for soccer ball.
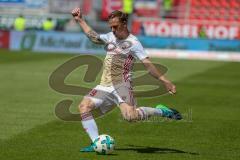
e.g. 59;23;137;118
93;134;115;154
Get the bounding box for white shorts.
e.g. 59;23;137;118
85;82;136;115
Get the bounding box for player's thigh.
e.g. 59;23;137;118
80;85;113;114
114;85;136;106
78;97;96;113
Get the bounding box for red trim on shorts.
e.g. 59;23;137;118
89;89;97;97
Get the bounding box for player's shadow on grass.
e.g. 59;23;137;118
116;145;199;155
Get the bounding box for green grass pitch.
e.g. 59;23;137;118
0;49;240;160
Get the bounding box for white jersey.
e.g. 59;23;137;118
99;32;148;86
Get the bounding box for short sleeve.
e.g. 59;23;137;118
132;42;148;60
99;32;113;43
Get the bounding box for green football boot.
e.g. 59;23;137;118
156;104;182;120
80;143;95;152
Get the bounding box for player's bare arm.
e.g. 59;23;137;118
142;58;176;94
71;8;104;44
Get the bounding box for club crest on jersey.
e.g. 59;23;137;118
120;41;132;49
104;40;132;55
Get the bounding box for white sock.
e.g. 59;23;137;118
137;107;163;120
81;112;99;142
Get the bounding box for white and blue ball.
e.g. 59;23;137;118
93;134;115;154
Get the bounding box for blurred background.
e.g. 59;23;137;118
1;1;240;160
0;0;240;60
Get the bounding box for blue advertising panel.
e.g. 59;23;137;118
10;31;104;54
0;0;24;3
0;0;48;8
24;0;48;8
138;36;240;52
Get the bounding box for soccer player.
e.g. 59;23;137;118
71;8;182;152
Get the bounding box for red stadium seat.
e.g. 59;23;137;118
189;14;194;20
210;0;220;7
190;7;197;14
191;0;199;7
187;0;240;22
133;0;240;24
201;0;211;7
211;8;219;17
219;8;227;15
220;0;230;8
228;16;237;23
230;1;238;8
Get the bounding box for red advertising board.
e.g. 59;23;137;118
132;19;240;40
0;31;9;49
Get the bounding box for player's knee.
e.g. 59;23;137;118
78;98;95;114
78;103;91;114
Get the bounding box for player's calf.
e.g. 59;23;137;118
78;98;99;144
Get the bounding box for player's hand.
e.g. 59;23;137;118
71;7;83;21
162;80;176;95
158;76;176;94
